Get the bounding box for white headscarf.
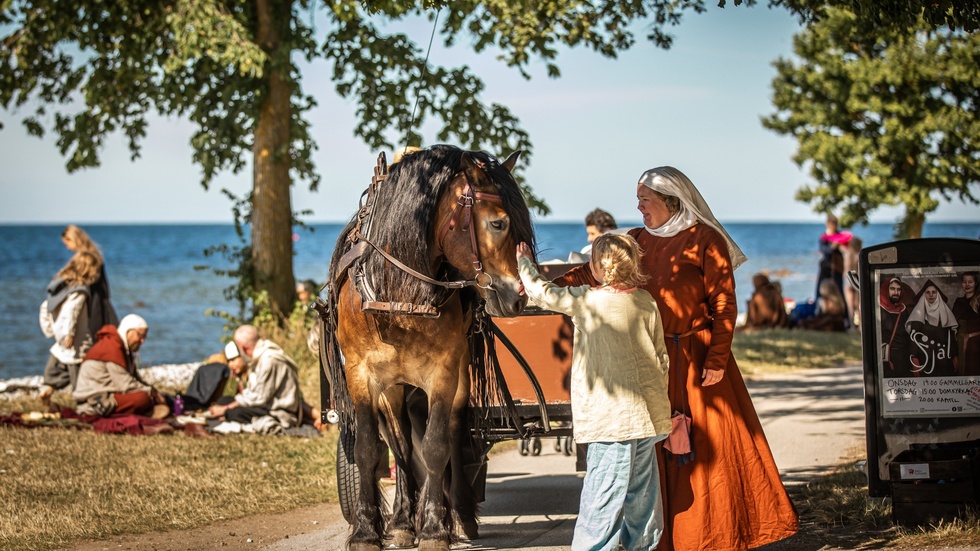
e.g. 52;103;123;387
117;314;148;355
905;282;957;331
638;166;748;270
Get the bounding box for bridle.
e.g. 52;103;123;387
437;169;503;290
334;153;508;317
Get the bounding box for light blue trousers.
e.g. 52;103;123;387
571;436;665;551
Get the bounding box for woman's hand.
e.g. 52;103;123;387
209;404;228;418
516;242;531;261
62;334;74;348
702;368;725;386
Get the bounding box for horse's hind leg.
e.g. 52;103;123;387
348;400;388;551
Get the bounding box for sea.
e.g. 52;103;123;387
1;221;978;381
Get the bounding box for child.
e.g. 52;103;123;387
516;233;671;551
38;251;101;404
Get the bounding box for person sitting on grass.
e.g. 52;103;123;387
742;272;789;331
799;278;848;332
37;251;101;407
72;314;169;418
207;324;321;433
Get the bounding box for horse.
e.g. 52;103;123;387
320;145;536;551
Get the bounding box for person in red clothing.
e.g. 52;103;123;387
72;314;168;418
553;166;798;551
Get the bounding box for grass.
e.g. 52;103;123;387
732;328;863;375
795;452;980;549
0;427;338;551
0;321;969;550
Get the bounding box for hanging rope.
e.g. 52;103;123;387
406;10;441;147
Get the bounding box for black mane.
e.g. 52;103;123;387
330;145;535;308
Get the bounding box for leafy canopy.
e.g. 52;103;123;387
762;7;979;237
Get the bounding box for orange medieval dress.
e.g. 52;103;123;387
556;224;798;551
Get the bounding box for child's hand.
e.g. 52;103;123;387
516;242;531;261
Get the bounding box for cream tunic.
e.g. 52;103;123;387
518;257;670;443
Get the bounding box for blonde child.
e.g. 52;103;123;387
516;233;670;551
38;251;101;402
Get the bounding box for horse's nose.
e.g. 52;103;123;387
512;295;527;315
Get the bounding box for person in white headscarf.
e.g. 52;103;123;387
72;313;168;417
905;279;958;376
553;166;797;551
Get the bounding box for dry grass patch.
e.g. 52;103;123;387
795;454;980;549
733;328;862;375
0;426;338;551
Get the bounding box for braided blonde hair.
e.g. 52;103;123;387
590;233;648;289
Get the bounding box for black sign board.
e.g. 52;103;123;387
858;238;980;496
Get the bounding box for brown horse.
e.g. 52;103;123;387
321;145;536;551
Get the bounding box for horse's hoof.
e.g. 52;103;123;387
417;539;450;551
459;518;479;540
349;543;382;551
384;529;415;549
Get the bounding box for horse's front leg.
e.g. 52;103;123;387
378;387;417;549
348;395;388;551
416;379;457;551
449;358;481;540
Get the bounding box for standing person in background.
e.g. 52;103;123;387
816;214;849;303
843;236;863;330
951;271;980;376
37;251;101;405
554;166;798;551
580;208;618;257
60;225;118;333
518;234;671;551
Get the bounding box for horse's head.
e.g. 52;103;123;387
435;150;535;318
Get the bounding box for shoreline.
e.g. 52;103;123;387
0;362;201;398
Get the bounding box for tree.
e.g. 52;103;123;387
769;0;980;33
3;2;975;317
0;0;712;317
762;7;979;238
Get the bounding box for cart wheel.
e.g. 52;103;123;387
337;424;360;524
531;437;542;456
563;436;574;456
519;439;530;456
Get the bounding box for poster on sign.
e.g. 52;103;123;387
875;265;980;418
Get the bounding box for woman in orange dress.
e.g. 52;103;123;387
555;166;798;551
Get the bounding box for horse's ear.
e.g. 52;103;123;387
501;151;521;173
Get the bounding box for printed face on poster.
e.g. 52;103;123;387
875;265;980;418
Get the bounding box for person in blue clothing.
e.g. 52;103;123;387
517;233;670;551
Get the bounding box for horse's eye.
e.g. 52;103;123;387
489;220;506;232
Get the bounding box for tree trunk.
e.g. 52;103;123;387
251;0;295;318
898;209;926;239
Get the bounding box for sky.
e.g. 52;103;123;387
0;6;977;226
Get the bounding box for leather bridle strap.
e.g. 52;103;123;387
437;171;502;277
353;229;478;290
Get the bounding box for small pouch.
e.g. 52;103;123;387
663;410;692;455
